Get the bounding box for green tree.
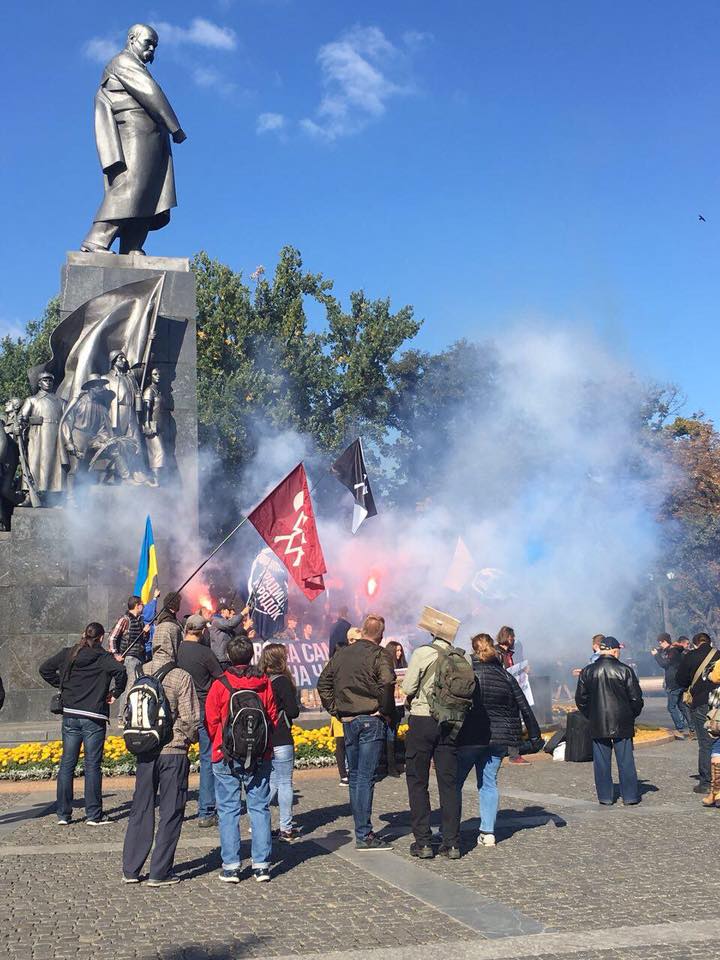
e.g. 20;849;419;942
0;298;60;401
193;246;420;480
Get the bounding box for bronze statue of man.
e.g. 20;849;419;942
80;24;187;256
60;375;139;500
107;351;142;445
19;373;65;502
142;367;172;484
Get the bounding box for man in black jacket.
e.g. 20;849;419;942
318;614;395;850
676;632;720;792
575;637;644;806
651;633;688;738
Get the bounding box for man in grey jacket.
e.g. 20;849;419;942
206;605;244;669
122;592;200;885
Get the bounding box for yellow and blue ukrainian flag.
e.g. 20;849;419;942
134;515;159;604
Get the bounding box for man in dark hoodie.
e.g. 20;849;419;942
651;633;688;738
40;622;127;825
122;592;200;885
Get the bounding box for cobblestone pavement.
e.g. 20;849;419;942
0;737;716;960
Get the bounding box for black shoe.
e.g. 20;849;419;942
355;833;392;851
409;842;434;859
147;873;180;887
438;846;461;860
693;782;711;794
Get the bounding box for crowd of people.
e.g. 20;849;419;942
25;594;720;884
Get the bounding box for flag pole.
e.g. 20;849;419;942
150;514;251;623
152;455;341;623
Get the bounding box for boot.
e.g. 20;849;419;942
702;762;720;807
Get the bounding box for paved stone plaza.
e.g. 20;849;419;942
0;736;714;960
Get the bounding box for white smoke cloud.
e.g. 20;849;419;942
219;323;674;669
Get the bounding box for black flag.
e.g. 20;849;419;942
331;438;378;534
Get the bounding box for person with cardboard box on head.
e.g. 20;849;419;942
401;606;476;860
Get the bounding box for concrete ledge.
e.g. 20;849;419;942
65;251;190;271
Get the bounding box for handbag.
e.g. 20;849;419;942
682;649;716;706
705;689;720;738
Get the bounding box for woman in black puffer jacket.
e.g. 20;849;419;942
456;634;542;846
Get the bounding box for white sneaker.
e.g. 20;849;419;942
479;832;496;847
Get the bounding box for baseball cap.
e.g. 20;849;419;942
185;613;207;633
599;636;622;650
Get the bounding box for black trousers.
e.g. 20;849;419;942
691;703;713;784
122;752;189;881
405;715;460;847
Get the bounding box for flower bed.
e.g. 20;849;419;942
0;724;409;781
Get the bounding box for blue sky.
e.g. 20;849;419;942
2;1;720;419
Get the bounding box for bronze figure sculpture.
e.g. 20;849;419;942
80;24;187;255
142;367;172;484
19;373;66;503
60;375;138;500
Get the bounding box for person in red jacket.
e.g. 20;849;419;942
205;635;278;883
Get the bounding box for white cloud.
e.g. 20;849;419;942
153;17;237;51
257;112;286;135
83;36;119;63
402;30;434;51
192;66;237;97
301;25;415;141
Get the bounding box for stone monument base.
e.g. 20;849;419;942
0;495;189;723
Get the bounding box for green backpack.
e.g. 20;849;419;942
424;644;477;734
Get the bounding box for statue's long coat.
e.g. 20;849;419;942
19;391;65;493
92;50;181;228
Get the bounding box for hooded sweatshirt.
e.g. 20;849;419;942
145;612;200;753
205;666;279;763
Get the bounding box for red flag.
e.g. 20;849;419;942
247;463;327;600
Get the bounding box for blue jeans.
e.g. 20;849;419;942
269;744;295;832
343;715;386;841
57;715;106;821
592;738;639;804
456;745;504;834
212;759;272;869
197;705;215;818
666;688;688;732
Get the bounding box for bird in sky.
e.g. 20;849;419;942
699;214;707;222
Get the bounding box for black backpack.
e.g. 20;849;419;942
122;663;175;756
220;677;269;771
